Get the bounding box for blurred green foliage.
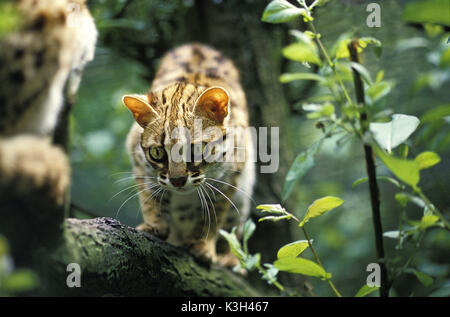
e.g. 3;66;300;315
0;236;38;296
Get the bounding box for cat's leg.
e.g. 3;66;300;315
181;186;234;265
0;136;70;207
136;183;170;240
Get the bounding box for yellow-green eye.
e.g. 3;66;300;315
149;146;166;162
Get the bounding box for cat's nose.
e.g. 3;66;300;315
170;176;187;188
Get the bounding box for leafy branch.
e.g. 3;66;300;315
221;197;345;297
241;0;450;297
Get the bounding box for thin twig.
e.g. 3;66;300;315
289;213;342;297
348;40;389;297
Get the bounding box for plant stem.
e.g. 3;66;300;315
298;1;354;107
257;264;285;292
414;188;450;230
289;212;342;297
347;40;389;297
302;226;342;297
308;22;354;107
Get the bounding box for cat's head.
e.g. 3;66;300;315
122;83;232;193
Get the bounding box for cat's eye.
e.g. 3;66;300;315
149;146;166;162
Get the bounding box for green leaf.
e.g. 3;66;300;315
219;229;245;260
414;151;441;170
375;70;385;83
369;114;420;152
277;240;310;259
355;284;380;297
398;143;409;158
403;0;450;26
261;264;280;284
262;0;306;24
282;139;322;201
256;204;286;214
279;72;326;83
395;192;425;208
421;104;450;123
2;269;38;293
413;270;434;287
352;176;402;189
258;215;292;222
299;196;344;227
419;214;439;229
0;235;9;258
242;219;256;250
303;102;335;119
244;253;261;271
350;62;373;85
283;151;315;201
333;36;381;59
440;46;450;67
309;0;331;10
282;34;322;66
373;146;420;189
383;231;400;239
274;257;331;279
368;81;393;103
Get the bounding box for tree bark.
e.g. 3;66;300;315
39;217;260;296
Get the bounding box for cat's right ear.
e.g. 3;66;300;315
122;94;159;128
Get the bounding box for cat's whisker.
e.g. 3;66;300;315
201;184;217;230
110;171;135;177
205;181;241;217
198;187;211;240
206;183;216;201
116;187;148;219
110;182;158;202
109;183;141;202
113;176;156;184
206;177;256;205
159;189;167;213
149;187;164;201
196;188;207;239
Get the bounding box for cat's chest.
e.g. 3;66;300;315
167;191;205;226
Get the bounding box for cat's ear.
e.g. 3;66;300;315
122;94;159;128
194;87;230;124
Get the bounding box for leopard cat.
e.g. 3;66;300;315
122;43;256;265
0;0;97;205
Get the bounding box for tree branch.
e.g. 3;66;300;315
39;217;260;296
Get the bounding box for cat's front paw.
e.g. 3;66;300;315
185;240;217;265
217;252;247;276
137;221;169;240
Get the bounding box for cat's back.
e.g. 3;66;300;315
151;43;249;128
152;43;240;93
0;0;97;136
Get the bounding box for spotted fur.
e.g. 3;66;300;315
0;0;97;136
0;0;97;205
124;44;255;265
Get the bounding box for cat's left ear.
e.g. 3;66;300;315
194;87;230;124
122;94;159;128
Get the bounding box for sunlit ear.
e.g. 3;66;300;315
194;87;230;124
122;94;159;128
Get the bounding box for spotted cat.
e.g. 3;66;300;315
0;0;97;205
123;44;255;265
